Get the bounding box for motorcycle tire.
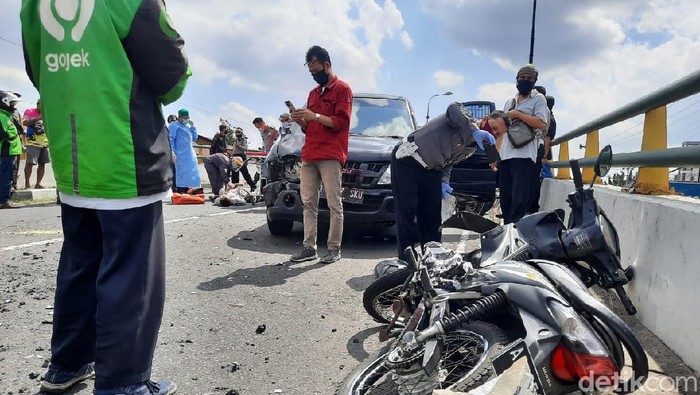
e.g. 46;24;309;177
336;321;510;395
362;268;412;323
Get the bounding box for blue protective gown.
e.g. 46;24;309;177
168;121;201;188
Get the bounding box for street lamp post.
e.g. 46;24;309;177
426;91;453;123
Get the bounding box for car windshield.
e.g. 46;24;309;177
349;97;414;138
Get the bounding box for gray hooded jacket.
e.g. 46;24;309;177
408;102;479;181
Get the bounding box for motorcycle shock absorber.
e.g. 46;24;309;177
415;292;509;342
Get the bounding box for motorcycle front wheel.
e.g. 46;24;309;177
362;269;412;323
336;321;510;395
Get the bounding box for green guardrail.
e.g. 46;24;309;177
551;145;700;168
552;69;700;146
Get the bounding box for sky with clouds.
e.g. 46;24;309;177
2;0;700;158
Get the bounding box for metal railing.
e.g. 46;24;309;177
548;68;700;193
569;146;700;168
551;70;700;146
191;144;267;161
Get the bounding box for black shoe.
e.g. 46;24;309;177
290;247;317;262
320;250;341;264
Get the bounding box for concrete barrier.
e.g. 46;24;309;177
540;178;700;372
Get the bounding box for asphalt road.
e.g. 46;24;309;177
0;202;697;394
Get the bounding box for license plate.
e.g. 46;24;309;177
492;339;544;394
320;186;364;204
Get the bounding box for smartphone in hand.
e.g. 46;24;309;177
285;101;295;111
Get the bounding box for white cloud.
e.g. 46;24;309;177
0;66;33;91
433;70;464;89
636;0;700;40
400;31;414;50
476;82;515;109
166;0;409;94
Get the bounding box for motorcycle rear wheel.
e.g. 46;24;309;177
336;321;510;395
362;269;412;323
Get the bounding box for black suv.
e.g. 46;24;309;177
262;94;496;235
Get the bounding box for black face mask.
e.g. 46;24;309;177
312;68;330;86
516;80;535;95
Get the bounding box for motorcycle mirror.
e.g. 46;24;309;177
594;145;613;178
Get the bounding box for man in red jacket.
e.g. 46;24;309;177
290;45;352;264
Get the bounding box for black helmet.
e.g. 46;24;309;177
0;91;21;113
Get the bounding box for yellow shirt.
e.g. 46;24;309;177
26;131;48;148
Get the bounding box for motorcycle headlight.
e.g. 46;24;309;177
599;212;619;255
377;166;392;185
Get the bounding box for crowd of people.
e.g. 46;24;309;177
0;94;50;209
12;0;558;391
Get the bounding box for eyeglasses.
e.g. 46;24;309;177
304;59;320;67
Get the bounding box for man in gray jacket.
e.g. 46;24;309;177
203;153;239;195
392;102;495;261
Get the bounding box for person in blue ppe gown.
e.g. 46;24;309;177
168;109;201;192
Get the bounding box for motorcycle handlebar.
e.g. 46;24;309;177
570;159;584;190
615;285;638;315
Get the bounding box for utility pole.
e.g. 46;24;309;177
529;0;537;63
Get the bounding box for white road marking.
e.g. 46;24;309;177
164;216;201;224
1;238;64;252
207;211;237;217
2;210;250;252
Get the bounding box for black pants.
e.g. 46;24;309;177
51;202;166;389
204;161;225;195
498;158;534;224
231;153;256;189
529;145;545;213
170;162;177;192
392;151;442;261
12;154;19;191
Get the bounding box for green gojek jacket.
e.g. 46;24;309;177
0;109;23;157
21;0;191;199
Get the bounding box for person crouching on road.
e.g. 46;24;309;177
203;152;242;196
392;102;496;262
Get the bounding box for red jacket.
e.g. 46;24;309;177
301;76;353;163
